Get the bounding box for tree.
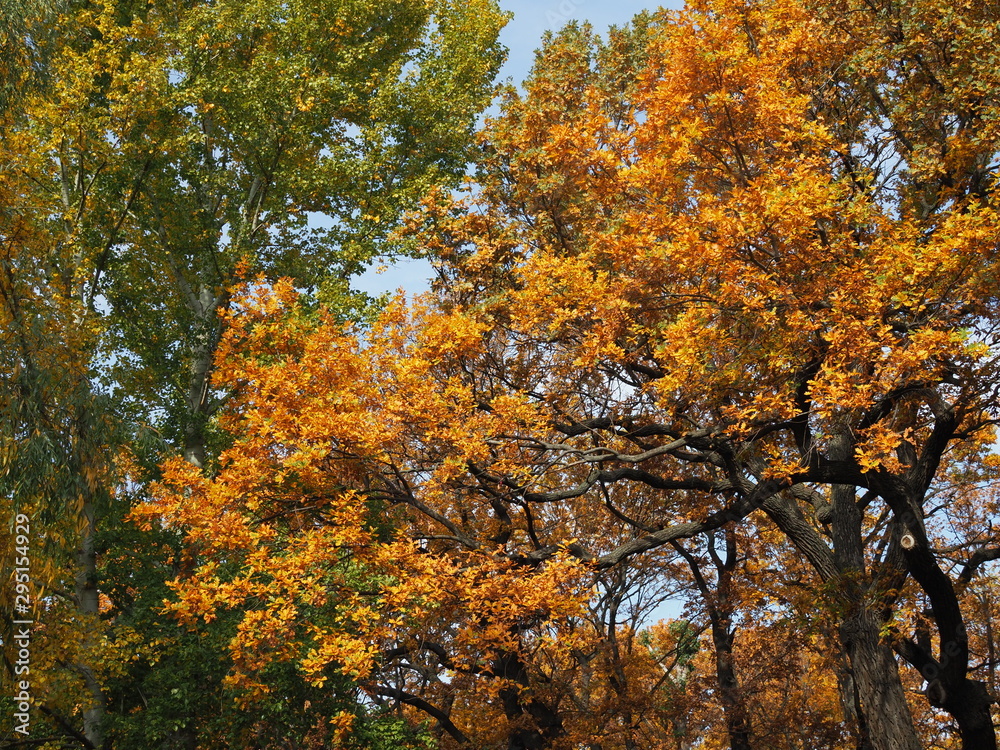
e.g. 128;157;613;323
138;0;1000;748
1;0;506;746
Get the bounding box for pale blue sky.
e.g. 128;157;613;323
354;0;671;297
499;0;667;86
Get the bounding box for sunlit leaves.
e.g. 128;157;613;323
131;0;1000;747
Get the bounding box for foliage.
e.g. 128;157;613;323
143;1;1000;749
1;0;505;746
7;0;1000;748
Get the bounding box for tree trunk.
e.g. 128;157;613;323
832;644;873;750
883;480;999;750
494;650;564;750
938;678;996;750
838;608;921;750
711;623;753;750
182;301;222;469
825;436;923;750
75;500;105;750
673;534;754;750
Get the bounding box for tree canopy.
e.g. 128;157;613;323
6;0;1000;748
2;0;506;746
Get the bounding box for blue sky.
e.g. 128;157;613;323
499;0;667;86
353;0;671;297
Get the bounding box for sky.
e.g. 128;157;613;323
352;0;670;298
500;0;665;86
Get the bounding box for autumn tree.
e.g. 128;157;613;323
1;0;506;746
139;1;1000;749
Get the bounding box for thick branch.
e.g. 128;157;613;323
371;686;472;747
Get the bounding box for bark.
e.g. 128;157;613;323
47;154;109;749
766;487;920;750
673;535;753;750
494;650;564;750
712;624;753;750
830;476;921;750
674;714;693;750
939;679;996;750
874;471;998;749
890;544;998;750
765;433;923;750
838;608;921;750
603;586;640;750
182;291;226;469
830;639;873;750
74;500;105;750
175;296;226;748
183;342;210;470
827;453;923;750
